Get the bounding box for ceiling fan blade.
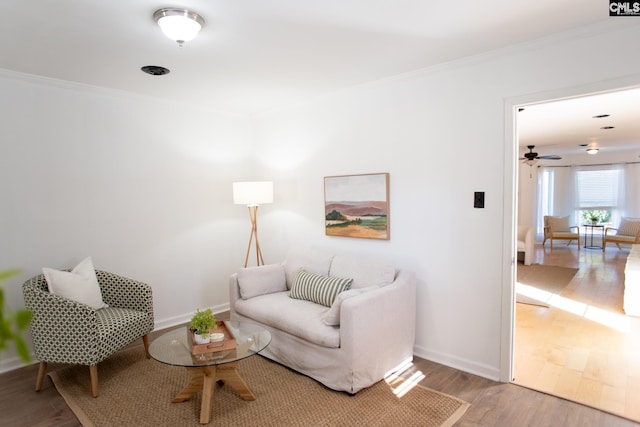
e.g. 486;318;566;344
538;155;562;160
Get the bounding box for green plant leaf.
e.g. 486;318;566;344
0;269;21;282
15;310;32;330
1;268;32;364
14;336;31;363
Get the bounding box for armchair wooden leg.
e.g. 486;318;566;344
90;365;99;398
35;361;47;391
142;335;150;359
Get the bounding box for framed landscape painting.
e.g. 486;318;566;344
324;173;390;240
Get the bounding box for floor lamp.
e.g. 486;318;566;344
233;181;273;268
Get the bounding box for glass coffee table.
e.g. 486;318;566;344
149;321;271;424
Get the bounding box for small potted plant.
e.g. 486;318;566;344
189;308;216;344
589;213;600;225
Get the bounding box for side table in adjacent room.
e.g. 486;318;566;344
583;224;605;249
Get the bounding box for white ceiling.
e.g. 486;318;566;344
1;0;607;115
518;88;640;157
1;1;638;155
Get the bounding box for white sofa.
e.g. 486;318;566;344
518;225;534;265
624;244;640;316
229;249;416;394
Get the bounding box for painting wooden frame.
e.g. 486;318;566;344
324;173;390;240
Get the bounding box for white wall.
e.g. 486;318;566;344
252;21;640;379
2;21;640;378
0;71;254;371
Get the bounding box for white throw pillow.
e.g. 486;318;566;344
321;286;378;326
329;255;395;289
618;218;640;237
283;248;334;290
237;264;287;300
43;257;108;309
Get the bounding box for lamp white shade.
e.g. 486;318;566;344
233;181;274;205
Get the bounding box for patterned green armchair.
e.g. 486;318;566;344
22;270;154;397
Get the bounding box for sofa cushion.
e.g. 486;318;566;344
234;292;340;348
546;215;570;232
617;218;640;237
283;248;334;290
329;255;395;289
237;264;286;300
322;285;378;326
551;231;579;238
608;234;637;243
97;307;150;355
289;269;352;307
42;257;108;310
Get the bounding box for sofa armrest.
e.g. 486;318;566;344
96;270;154;316
340;269;416;365
229;273;241;318
23;281;100;361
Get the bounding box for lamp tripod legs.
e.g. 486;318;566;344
243;206;265;268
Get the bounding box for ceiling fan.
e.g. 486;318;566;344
520;145;561;177
520;145;562;163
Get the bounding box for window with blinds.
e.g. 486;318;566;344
575;169;620;209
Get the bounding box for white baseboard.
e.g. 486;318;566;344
0;355;37;374
154;303;230;330
413;344;501;381
0;303;231;374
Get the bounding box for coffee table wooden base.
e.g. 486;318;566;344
171;362;256;424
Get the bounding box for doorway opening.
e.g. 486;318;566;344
509;85;640;422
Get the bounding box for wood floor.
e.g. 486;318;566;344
515;241;640;423
2;282;640;426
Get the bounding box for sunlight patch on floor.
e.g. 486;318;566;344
516;282;553;303
384;358;425;398
547;294;587;316
517;282;631;333
584;305;631;333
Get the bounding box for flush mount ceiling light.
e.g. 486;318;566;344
586;148;599;155
153;8;204;46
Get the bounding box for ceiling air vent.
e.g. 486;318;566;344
141;65;170;76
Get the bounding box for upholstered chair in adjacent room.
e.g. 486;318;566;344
22;270;154;397
603;218;640;252
543;215;580;250
517;225;534;265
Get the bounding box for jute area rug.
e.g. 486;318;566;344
49;346;469;427
516;264;579;307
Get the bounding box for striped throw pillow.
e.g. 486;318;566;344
289;269;352;307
